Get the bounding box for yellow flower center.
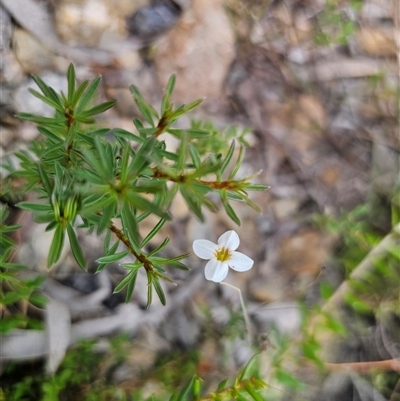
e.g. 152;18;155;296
214;247;231;262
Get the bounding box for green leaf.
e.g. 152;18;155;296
176;376;195;401
97;201;116;235
142;218;167;247
37;164;53;195
180;187;204;221
96;250;130;264
114;268;140;293
67;63;76;104
17;202;52;212
71;80;89;108
97;241;121;272
112;128;144;143
17;113;66;126
228;145;245;180
244;383;263;401
186;128;210;138
104;230;112;253
165;74;176;96
152;277;166;305
48;224;65;267
121;204;141;252
153;253;189;265
239;353;260;381
28;88;64;113
76;76;101;114
125;270;138;302
184;98;203;112
188;144;201;168
177;133;188;171
161;93;171;116
37;125;63;142
67;223;86;269
245;184;270;191
147;237;170;257
219;140;235;178
168;392;179;401
0;291;22;305
78;100;117;118
146;272;153;308
275;369;304;389
130;85;157;125
0;262;27;270
126;191;169;220
127;137;155;176
217;378;228;391
29;293;48;307
221;194;240;225
32;74;61;104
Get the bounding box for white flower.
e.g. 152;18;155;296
192;230;254;283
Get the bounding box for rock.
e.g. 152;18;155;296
297;58;395;81
54;0;149;47
55;0;112;46
272;198;301;221
248;275;287;303
126;0;182;40
277;228;335;277
12;28;57;74
361;0;394;20
355;27;397;57
153;0;235;104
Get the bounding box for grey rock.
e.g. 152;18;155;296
126;0;182;40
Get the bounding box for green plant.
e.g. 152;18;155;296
0;64;267;308
314;0;362;46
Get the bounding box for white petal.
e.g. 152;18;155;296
229;251;254;272
193;240;217;260
204;259;229;282
217;230;240;251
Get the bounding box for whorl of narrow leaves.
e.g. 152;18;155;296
9;63;268;307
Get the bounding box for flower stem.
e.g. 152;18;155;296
220;281;253;343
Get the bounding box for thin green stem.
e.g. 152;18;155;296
220;281;253;343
